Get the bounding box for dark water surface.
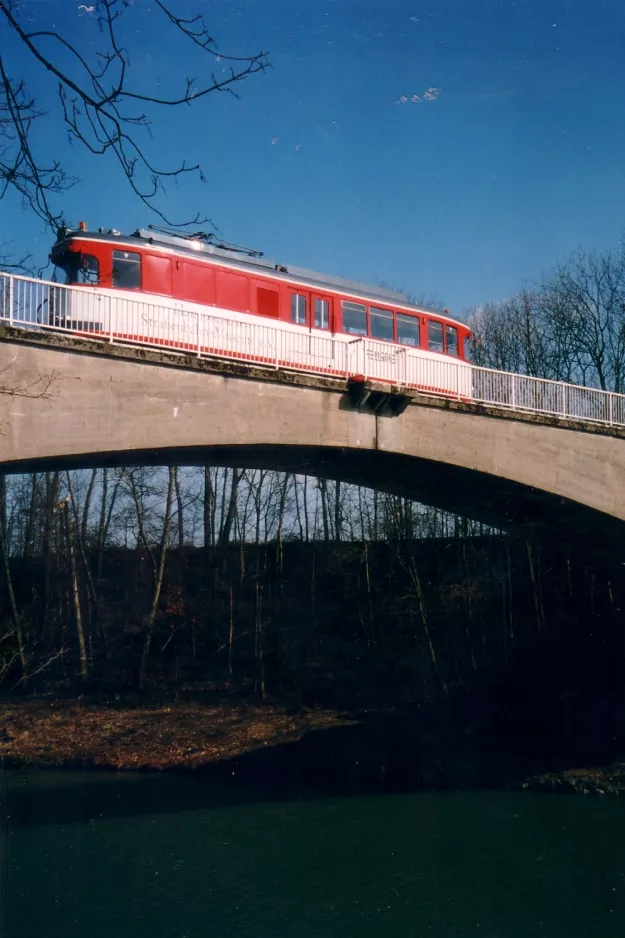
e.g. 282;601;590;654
2;767;625;937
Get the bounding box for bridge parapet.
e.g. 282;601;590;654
2;271;625;431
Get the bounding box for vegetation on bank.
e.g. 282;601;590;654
0;468;623;788
523;765;625;796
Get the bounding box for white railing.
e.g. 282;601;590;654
2;270;625;429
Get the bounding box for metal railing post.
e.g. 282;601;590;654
8;274;13;326
197;310;201;357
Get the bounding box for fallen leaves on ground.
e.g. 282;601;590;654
0;699;354;770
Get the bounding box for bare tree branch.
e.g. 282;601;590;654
0;0;269;228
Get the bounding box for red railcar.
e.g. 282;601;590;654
51;224;468;353
48;224;472;395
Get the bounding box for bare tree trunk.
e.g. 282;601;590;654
318;479;330;542
139;468;175;689
275;473;290;573
96;468;109;583
293;475;304;541
363;539;373;642
23;472;38;557
462;543;478;671
254;582;265;699
218;469;240;547
334;480;342;543
303;475;309;543
203;465;215;551
402;549;445;692
504;539;515;649
96;467;121;644
373;489;379;540
80;468;98;548
228;584;235;677
174;467;184;548
0;474;27;677
42;471;60;631
66;472;98;611
526;541;543;632
60;498;88;681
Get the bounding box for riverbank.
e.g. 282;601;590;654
0;697;354;771
522;764;625;795
2;697;623;794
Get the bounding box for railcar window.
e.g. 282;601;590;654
369;307;394;341
445;324;459;356
291;293;307;324
428;320;444;352
75;254;99;284
342;300;367;336
112;250;141;289
314;298;330;329
396;313;420;347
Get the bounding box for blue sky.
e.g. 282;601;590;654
2;0;625;316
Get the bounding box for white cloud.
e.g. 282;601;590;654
395;86;441;105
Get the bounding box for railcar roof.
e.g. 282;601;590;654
53;226;459;322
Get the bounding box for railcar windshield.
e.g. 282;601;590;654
53;251;100;285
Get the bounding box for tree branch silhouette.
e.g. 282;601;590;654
0;0;269;229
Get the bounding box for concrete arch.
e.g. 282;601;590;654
1;328;625;554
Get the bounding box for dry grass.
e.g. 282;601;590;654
0;698;354;770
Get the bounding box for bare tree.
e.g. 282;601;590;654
541;248;625;391
468;290;561;378
468;245;625;393
0;0;268;228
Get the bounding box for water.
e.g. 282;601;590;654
2;768;625;938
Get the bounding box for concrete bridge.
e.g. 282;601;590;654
1;326;625;555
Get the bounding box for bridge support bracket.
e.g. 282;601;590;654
346;376;409;417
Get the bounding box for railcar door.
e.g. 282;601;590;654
310;293;335;373
289;290;310;328
311;294;332;333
